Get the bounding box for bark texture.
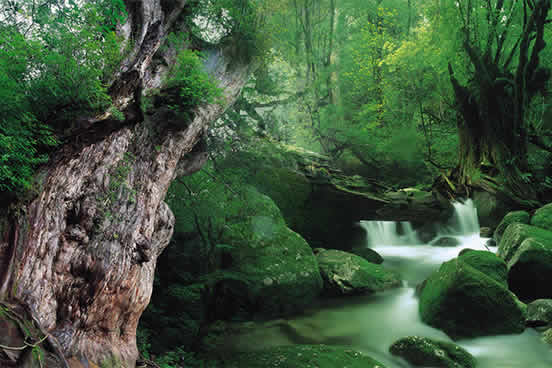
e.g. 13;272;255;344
0;1;251;367
448;0;550;207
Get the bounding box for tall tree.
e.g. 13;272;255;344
447;0;551;205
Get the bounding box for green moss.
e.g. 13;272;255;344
507;238;552;301
494;210;530;243
419;256;525;339
317;249;401;295
498;223;552;262
530;203;552;231
350;247;384;264
220;220;323;316
223;345;386;368
252;167;311;231
543;328;552;346
458;249;508;286
389;336;476;368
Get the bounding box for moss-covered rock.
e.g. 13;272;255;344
419;254;526;339
543;328;552;346
507;238;552;302
350;247;384;264
526;299;552;327
389;336;476;368
494;211;531;244
472;190;513;228
316;249;401;296
480;227;493;237
223;345;386;368
497;223;552;263
212;189;323;317
530;203;552;231
458;249;508;287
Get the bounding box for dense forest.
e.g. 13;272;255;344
1;0;552;367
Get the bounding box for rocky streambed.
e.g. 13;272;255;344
204;200;552;368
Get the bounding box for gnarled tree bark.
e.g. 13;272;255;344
0;1;252;367
448;0;550;208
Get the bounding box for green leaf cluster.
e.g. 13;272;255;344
0;0;127;193
163;48;223;117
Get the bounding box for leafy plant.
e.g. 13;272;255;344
163;48;223;118
0;0;127;194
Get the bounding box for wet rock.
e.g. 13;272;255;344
507;238;552;302
480;227;493;237
223;344;386;368
497;223;552;262
350;247;384;264
431;237;460;247
212;187;323;317
414;223;439;244
389;336;476;368
419;253;525;339
472;190;513;228
530;203;552;231
458;249;508;286
543;328;552;346
526;299;552;327
316;249;401;296
494;211;531;244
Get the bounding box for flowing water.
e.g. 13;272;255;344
221;200;552;367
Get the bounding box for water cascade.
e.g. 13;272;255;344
362;221;420;246
446;199;481;235
219;200;552;367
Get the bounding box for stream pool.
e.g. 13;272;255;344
220;201;552;367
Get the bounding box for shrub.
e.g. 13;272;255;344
163;48;223;117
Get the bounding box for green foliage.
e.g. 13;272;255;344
164;48;222;117
0;0;127;193
155;347;216;368
190;0;282;61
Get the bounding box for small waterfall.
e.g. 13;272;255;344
361;221;420;246
448;199;480;235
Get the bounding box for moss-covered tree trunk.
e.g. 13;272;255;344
0;1;252;367
448;0;550;207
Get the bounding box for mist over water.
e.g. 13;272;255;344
223;200;552;367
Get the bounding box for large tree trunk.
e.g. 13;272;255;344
0;1;252;367
447;0;550;207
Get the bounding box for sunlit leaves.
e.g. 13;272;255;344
0;0;127;193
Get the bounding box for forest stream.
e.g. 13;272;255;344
216;201;552;368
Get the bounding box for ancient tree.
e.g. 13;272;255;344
0;0;252;367
448;0;551;206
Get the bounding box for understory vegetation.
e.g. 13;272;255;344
2;0;552;367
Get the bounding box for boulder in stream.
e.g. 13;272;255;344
223;344;386;368
458;249;508;287
419;252;526;339
480;227;493;237
389;336;476;368
316;249;401;296
207;187;323;318
530;203;552;231
526;299;552;327
497;223;552;262
494;210;530;244
543;328;552;346
350;247;384;264
431;236;461;247
506;238;552;302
